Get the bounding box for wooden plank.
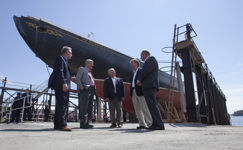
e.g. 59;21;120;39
174;40;193;50
180;109;187;122
163;99;168;112
173;107;180;119
175;40;205;64
157;101;167;117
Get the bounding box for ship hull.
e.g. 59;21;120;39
14;15;184;116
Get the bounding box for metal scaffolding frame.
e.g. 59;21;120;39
173;23;230;125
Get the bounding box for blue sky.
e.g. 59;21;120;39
0;0;242;114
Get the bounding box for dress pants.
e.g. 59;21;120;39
143;88;164;128
45;113;49;122
23;104;32;121
79;87;94;124
132;89;152;127
108;96;123;126
11;109;21;122
54;90;69;129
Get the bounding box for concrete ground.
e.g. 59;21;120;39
0;122;242;150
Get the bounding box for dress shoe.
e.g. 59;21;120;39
147;126;165;130
136;126;147;129
110;125;117;128
60;126;72;131
118;125;122;128
80;123;89;129
87;123;94;128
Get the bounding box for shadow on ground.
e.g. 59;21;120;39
0;128;54;132
168;123;209;128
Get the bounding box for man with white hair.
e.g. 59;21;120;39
103;68;125;128
76;59;96;129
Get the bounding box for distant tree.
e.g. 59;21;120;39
233;110;243;116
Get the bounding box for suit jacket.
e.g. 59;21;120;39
103;77;125;101
76;67;96;94
130;67;143;98
12;96;23;109
52;55;71;91
21;93;32;106
138;56;159;91
44;106;50;115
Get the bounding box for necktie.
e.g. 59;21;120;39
88;70;95;86
27;94;29;102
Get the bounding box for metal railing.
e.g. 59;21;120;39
32;80;49;99
1;95;33;123
174;23;197;43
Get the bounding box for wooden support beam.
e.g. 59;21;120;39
157;101;167;117
163;99;168;112
180;109;187;122
173;107;180;119
97;97;101;121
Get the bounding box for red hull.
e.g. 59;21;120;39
72;78;183;115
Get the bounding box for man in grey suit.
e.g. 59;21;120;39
137;50;165;130
76;59;96;129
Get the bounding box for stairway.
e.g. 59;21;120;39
32;87;49;101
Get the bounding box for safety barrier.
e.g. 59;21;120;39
1;95;33;123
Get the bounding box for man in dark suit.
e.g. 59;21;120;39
76;59;96;129
44;104;50;122
11;93;23;123
22;88;32;121
52;46;72;131
103;68;125;128
137;50;165;130
130;59;152;129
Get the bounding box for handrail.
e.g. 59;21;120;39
202;63;225;97
191;39;205;62
3;91;18;102
1;95;33;123
32;80;49;98
161;46;173;53
174;23;197;43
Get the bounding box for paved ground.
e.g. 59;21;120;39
0;122;242;150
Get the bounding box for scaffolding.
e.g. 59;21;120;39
160;23;230;125
0;77;79;123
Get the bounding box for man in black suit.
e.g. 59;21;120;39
130;59;152;129
11;93;23;123
137;50;165;130
103;68;125;128
22;88;32;121
44;104;50;122
52;46;72;131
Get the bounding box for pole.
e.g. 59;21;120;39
178;47;197;122
21;97;26;123
0;77;7;120
97;97;101;121
175;62;186;113
195;64;207;124
49;91;52;122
